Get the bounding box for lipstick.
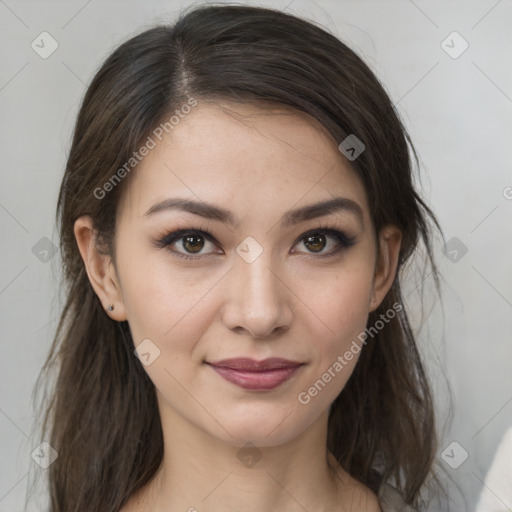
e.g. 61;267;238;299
206;358;303;390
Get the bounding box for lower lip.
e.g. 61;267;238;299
208;365;302;390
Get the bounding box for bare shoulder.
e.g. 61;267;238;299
118;499;135;512
118;489;143;512
350;478;382;511
334;469;382;511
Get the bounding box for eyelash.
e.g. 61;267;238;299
153;223;357;261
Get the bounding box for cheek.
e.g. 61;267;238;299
118;252;215;401
300;268;373;344
295;265;373;402
117;244;216;348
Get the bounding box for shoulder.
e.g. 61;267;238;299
335;471;382;511
328;457;382;510
358;487;382;512
355;482;382;511
341;475;418;512
118;499;136;512
118;488;145;512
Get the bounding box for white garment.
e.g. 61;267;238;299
476;426;512;512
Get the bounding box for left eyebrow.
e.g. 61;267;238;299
143;196;364;228
281;197;363;228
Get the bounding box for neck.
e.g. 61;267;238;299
131;396;351;512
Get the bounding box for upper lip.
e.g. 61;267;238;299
206;357;303;371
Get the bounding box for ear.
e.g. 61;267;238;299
74;215;127;321
369;224;402;313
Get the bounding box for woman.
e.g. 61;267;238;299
34;4;445;511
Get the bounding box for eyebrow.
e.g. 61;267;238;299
143;196;364;228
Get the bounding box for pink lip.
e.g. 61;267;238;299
206;358;304;390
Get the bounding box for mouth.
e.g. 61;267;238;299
205;358;304;390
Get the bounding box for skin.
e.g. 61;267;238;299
75;101;401;512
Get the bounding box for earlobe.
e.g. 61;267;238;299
73;216;127;321
369;225;402;312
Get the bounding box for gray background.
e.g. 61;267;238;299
1;0;511;510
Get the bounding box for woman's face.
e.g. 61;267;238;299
83;101;401;447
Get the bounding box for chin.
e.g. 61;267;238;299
205;405;313;448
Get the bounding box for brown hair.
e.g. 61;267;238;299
32;3;447;511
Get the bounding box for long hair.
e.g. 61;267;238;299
32;4;447;511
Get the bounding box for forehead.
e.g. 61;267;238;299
118;101;370;224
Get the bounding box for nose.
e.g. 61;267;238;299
220;252;293;339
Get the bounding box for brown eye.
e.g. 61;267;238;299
292;228;357;257
181;234;205;253
155;228;220;259
304;233;326;253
